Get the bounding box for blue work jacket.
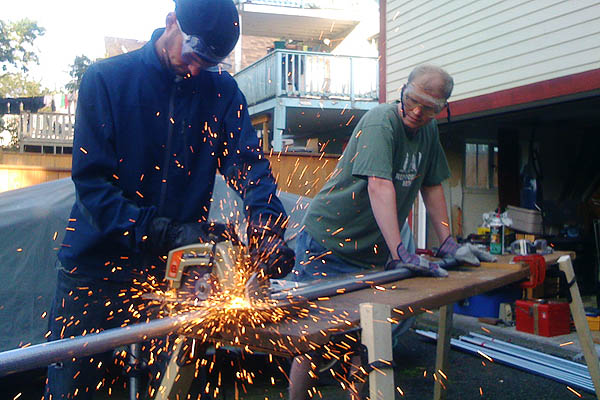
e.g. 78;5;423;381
58;29;285;281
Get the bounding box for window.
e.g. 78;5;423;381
465;142;498;189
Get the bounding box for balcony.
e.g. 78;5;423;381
235;0;364;10
235;49;378;107
18;112;74;153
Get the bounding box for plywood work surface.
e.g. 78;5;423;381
203;252;574;356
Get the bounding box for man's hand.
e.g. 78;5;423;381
389;242;448;277
436;236;497;266
247;226;295;279
146;218;235;254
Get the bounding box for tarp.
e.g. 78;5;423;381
0;177;310;351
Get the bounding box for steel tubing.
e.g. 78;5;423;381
459;335;591;381
0;267;414;377
0;311;205;377
272;267;413;303
468;332;590;375
416;330;595;393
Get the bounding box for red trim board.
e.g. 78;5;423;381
448;68;600;118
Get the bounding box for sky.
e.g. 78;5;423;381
3;0;174;91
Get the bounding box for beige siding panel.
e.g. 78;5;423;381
385;0;600;101
387;0;569;57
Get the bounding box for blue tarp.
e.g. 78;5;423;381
0;177;310;351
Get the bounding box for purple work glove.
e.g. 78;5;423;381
386;242;448;277
436;236;497;266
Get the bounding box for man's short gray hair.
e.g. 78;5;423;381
407;64;454;99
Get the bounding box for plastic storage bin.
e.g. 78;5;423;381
454;287;521;318
506;205;543;234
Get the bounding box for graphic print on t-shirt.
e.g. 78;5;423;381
395;152;422;187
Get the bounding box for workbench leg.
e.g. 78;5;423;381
433;304;454;400
154;336;197;400
360;303;394;400
558;255;600;400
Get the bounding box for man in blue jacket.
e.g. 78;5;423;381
45;0;294;398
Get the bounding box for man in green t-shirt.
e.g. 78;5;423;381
289;64;495;399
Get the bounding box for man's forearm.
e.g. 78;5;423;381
420;184;451;242
368;176;402;260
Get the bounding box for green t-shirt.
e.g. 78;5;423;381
303;103;450;269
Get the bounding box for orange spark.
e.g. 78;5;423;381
566;386;582;397
477;350;493;362
331;227;344;236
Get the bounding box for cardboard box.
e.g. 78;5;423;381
506;205;543;234
587;316;600;331
515;300;571;337
516;233;537;242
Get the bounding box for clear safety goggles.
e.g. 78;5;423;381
177;20;231;71
402;84;447;117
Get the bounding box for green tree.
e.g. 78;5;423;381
1;18;47;150
0;72;47;98
65;55;92;93
0;18;45;73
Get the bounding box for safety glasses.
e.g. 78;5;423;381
401;84;447;117
177;20;231;70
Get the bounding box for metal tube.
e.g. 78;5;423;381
460;334;591;380
0;311;205;377
129;343;140;400
416;330;595;393
0;267;414;377
272;267;413;303
468;332;590;374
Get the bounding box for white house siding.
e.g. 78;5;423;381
385;0;600;102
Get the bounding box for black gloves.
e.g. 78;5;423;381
247;225;295;279
146;217;237;255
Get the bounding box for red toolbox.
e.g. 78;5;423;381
515;300;571;337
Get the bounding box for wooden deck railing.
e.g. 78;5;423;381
18;112;74;151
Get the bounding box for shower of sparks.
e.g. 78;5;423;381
86;237;377;399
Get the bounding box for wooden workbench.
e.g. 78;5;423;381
167;251;597;400
206;251;572;356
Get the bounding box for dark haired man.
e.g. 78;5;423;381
45;1;294;398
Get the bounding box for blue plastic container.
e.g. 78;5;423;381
454;286;521;318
